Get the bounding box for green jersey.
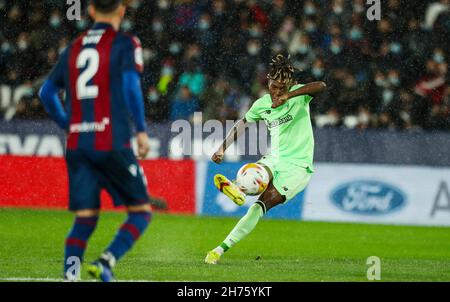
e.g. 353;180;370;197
244;84;314;172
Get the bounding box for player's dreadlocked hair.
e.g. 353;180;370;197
267;54;297;85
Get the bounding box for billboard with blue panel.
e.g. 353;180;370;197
200;161;307;220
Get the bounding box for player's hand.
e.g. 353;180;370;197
271;93;290;108
136;132;150;160
211;149;224;164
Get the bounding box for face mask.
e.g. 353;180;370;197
76;19;88;30
1;42;12;53
350;28;362;40
333;6;344;15
359;112;370;124
130;0;141;9
23;86;34;95
312;67;324;78
433;53;445;64
331;45;342;54
354;4;365;13
298;44;309;54
50;16;61;28
382;89;394;104
152;22;163;32
249;28;262;38
199;20;210;30
247;45;260;56
148;91;159;102
18;40;28;51
162;66;174;76
121;20;133;31
169;43;181;54
304;5;316;16
375;78;386;87
158;0;169;9
305;23;317;33
390;42;402;54
389;76;400;86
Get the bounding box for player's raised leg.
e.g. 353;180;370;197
205;182;285;264
214;174;245;206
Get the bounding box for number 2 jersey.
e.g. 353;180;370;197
46;22;145;151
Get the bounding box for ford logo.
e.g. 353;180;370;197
331;180;406;215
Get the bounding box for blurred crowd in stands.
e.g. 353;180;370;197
0;0;449;131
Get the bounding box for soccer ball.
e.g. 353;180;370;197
236;163;270;196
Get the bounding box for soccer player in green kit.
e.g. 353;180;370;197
205;54;327;264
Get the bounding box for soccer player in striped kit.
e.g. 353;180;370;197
39;0;151;282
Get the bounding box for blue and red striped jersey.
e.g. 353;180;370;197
47;23;145;151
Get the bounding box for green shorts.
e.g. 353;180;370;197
257;155;313;201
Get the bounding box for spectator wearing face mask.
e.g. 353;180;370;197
289;34;315;72
195;14;219;74
146;86;169;122
326;37;347;69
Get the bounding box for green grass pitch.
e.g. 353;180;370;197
1;208;450;281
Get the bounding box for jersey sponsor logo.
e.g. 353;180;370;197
69;117;110;133
267;114;293;129
330;180;406;215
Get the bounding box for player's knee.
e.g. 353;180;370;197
259;186;286;211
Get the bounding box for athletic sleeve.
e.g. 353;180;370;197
122;70;147;132
244;99;263;122
38;48;69;129
39;80;69;129
291;84;313;105
122;35;144;74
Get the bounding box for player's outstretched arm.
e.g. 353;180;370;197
272;81;327;108
211;118;248;164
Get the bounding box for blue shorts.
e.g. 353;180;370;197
65;149;150;211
